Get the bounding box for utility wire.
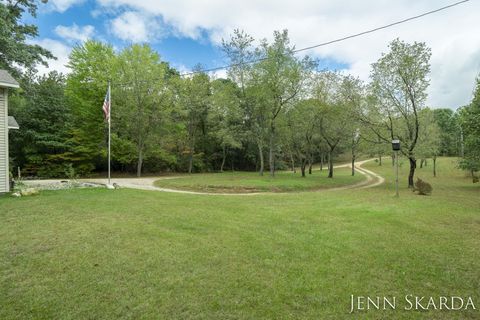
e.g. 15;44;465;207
179;0;470;77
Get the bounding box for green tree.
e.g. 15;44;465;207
9;72;71;177
253;30;315;176
0;0;54;75
314;71;356;178
458;77;480;181
222;30;267;175
433;108;461;156
416;108;441;177
368;39;431;188
115;44;175;177
339;75;364;176
65;40;116;174
286;99;319;177
209;79;243;172
177;71;211;173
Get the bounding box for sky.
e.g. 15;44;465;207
28;0;480;109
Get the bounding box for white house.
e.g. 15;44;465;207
0;70;20;193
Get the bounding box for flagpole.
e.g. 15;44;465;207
108;80;111;185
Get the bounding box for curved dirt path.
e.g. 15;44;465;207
24;159;384;196
93;158;384;195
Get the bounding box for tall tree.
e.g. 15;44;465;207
314;72;355;178
177;71;211;173
209;79;243;172
286;99;318;177
368;39;431;187
9;71;71;177
458;76;480;181
65;40;116;174
433;108;461;156
116;44;175;177
416;108;441;177
253;30;314;176
222;30;267;175
0;0;54;75
339;75;364;176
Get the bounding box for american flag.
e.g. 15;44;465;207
102;86;110;122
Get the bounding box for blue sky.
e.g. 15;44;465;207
32;0;226;72
28;0;480;108
32;0;348;73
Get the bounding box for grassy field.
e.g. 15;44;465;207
0;157;479;319
153;166;364;193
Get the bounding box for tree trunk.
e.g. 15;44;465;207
460;130;464;157
328;151;333;178
290;153;296;173
258;143;264;176
420;159;424;168
308;155;313;174
392;154;395;166
433;155;437;177
301;159;306;177
220;145;226;172
188;151;194;174
269;127;275;177
137;148;143;177
379;155;382;166
408;157;416;188
320;154;323;171
351;153;356;176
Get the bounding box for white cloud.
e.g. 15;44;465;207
48;0;85;12
30;39;72;75
95;0;480;108
110;11;164;43
55;24;95;43
173;63;192;75
210;68;227;79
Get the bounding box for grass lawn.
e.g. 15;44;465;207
153;166;364;193
0;157;479;319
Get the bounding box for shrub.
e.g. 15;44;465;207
64;164;78;180
414;178;432;195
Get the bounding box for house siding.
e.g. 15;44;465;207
0;88;8;192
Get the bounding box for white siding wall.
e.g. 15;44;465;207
0;88;8;192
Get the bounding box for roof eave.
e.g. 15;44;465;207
8;116;20;129
0;81;20;89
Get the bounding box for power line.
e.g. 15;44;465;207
179;0;470;77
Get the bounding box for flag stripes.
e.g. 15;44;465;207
103;87;110;122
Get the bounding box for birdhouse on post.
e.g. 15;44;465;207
392;139;401;151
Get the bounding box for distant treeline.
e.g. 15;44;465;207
6;34;478;186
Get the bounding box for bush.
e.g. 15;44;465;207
414;178;432;195
64;163;78;180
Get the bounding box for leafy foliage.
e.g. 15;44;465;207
9;72;71;177
365;39;432;187
6;31;466;184
458;76;480;180
0;0;54;75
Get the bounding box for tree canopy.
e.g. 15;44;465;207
8;31;474;185
0;0;54;76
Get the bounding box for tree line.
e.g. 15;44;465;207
3;1;478;186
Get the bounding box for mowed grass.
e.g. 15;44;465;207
0;157;479;319
154;166;364;193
